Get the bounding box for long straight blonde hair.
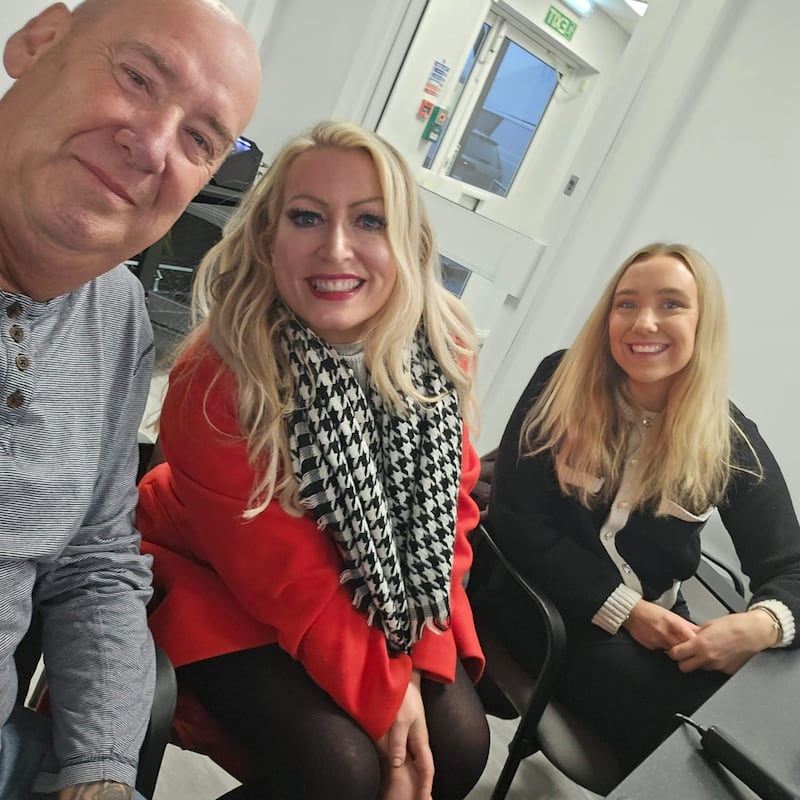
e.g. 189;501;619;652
521;243;760;514
181;121;477;516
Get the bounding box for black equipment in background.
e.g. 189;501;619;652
210;135;262;191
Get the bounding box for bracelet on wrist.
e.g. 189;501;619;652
752;605;783;647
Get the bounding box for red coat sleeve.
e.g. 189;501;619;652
146;349;413;740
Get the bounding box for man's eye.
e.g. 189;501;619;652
125;68;147;88
189;130;210;152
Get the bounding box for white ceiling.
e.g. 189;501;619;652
592;0;646;34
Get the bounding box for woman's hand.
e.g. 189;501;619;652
377;670;434;800
622;599;699;650
667;610;779;674
381;760;427;800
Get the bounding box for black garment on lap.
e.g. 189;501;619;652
483;575;728;774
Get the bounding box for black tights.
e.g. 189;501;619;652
179;644;489;800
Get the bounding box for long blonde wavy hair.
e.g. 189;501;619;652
181;121;477;516
520;242;760;514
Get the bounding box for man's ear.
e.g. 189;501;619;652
3;3;73;79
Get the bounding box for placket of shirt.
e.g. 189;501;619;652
598;422;649;595
0;296;36;432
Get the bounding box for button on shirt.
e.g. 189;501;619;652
0;265;155;792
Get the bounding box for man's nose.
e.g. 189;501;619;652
115;108;180;173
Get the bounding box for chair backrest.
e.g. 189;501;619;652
138;644;178;798
467;520;623;798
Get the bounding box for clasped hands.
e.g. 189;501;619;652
376;669;434;800
622;599;779;675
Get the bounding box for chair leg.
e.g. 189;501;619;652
135;644;177;799
491;753;521;800
491;730;537;800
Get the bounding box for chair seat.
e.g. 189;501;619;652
538;700;621;794
475;612;622;795
170;685;261;785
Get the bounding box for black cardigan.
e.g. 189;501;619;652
488;351;800;642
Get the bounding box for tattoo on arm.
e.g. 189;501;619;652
60;782;133;800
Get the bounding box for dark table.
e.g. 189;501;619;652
606;649;800;799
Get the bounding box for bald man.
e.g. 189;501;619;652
0;1;261;797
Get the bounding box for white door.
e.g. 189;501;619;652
376;2;632;346
419;14;563;212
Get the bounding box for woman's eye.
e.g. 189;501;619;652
287;209;320;227
357;214;386;232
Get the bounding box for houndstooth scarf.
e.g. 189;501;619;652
281;318;463;655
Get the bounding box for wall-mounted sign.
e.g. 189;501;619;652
417;99;435;120
545;6;577;41
423;59;450;98
422;107;448;142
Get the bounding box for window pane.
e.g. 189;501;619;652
440;254;472;298
448;38;558;197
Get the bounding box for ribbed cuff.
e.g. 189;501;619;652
592;584;642;634
749;599;795;647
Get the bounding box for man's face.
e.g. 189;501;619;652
0;0;260;299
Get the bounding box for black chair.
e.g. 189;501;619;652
15;613;177;800
138;644;178;799
467;518;747;800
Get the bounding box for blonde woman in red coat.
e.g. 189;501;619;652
137;121;489;800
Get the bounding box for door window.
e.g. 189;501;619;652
448;37;558;196
427;16;562;199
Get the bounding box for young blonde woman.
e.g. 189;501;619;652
136;121;489;800
486;243;800;773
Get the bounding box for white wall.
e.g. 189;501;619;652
247;0;425;163
477;0;800;511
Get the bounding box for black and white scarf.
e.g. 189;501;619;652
281;319;463;655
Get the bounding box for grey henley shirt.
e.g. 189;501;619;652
0;264;155;791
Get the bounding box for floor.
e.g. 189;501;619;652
152;715;601;800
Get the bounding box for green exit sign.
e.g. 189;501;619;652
545;6;577;41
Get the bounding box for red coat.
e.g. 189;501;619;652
137;345;485;741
